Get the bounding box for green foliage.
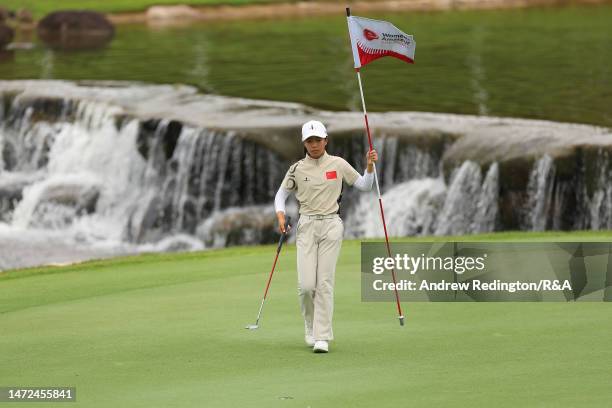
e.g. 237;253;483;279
1;234;611;407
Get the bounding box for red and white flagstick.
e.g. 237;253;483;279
347;7;405;326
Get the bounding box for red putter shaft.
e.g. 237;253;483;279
246;217;291;330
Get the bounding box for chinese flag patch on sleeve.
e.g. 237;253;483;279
326;171;337;180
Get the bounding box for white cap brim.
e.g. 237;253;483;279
301;132;327;142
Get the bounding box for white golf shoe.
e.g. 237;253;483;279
313;340;328;353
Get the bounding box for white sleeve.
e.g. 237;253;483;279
274;187;292;213
352;169;374;191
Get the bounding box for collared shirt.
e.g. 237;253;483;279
280;151;361;215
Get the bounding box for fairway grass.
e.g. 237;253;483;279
1;232;611;407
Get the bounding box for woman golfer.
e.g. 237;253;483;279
274;120;377;353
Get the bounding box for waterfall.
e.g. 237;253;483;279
588;150;612;230
2;80;612;270
0;92;287;266
329;134;442;190
375;139;441;189
472;162;499;233
430;161;499;236
525;155;555;231
344;161;499;239
344;178;446;238
435;161;483;236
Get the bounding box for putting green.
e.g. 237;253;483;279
1;233;611;407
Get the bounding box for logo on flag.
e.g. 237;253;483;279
363;29;379;41
347;15;416;68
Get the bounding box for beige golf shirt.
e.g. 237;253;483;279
280;151;361;215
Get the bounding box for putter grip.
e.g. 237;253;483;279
281;216;292;243
284;216;292;233
276;216;292;252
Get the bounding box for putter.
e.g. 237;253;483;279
245;216;292;330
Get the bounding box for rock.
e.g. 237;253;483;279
40;183;100;214
146;5;202;21
37;10;115;50
24;181;101;229
0;182;24;222
0;24;14;49
16;9;33;24
0;7;8;22
136;119;182;161
196;205;279;248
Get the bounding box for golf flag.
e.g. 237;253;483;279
347;15;416;69
345;9;410;326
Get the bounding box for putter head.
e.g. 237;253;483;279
245;324;259;330
399;315;405;326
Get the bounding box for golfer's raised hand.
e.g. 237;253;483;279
366;149;378;173
367;149;378;164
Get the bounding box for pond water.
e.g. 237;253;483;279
1;4;611;126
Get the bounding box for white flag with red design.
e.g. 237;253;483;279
347;15;416;69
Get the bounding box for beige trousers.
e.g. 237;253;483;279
296;214;344;341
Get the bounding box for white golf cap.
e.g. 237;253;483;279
301;120;328;142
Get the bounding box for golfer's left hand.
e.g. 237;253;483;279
367;149;378;165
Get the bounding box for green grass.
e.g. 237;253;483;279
1;232;611;407
4;0;291;18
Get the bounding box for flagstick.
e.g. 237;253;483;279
355;67;405;327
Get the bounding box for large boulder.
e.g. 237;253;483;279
37;10;114;50
196;205;279;248
0;23;14;49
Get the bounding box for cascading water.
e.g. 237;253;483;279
588;150;612;230
525;155;556;231
435;161;483;236
343;179;446;238
344;156;499;238
0;88;288;269
519;150;612;232
472;162;499;233
1;80;612;270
